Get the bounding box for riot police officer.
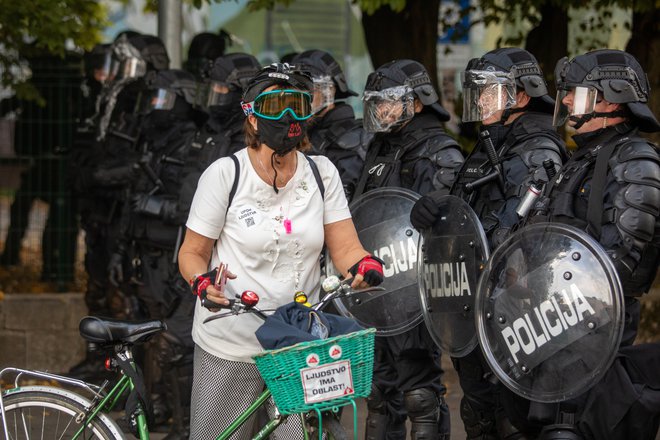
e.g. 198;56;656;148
177;52;261;226
122;69;199;439
535;50;659;439
359;59;464;440
547;49;659;344
183;32;228;80
410;48;567;439
68;34;170;380
292;49;370;201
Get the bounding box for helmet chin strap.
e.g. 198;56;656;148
499;106;526;124
569;109;628;130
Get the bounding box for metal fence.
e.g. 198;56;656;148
0;54;86;292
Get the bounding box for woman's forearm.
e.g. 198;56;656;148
178;228;215;283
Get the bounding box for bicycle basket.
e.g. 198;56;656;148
253;328;375;415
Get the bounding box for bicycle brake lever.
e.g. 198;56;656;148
201;297;236;311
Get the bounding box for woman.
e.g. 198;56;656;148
178;63;383;439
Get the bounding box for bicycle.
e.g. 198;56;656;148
0;275;380;440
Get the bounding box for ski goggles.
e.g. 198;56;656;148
241;89;313;120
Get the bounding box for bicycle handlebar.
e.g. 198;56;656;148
202;275;385;325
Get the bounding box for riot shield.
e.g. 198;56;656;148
327;187;423;336
417;195;489;357
475;223;624;403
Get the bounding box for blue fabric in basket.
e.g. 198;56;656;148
256;302;363;350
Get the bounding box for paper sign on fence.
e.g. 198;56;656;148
300;360;354;404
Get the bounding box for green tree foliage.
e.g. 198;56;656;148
0;0;108;102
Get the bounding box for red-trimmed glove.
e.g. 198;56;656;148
189;268;218;300
348;255;385;286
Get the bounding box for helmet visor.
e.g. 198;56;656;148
312;76;335;114
116;57;147;80
142;88;177;113
242;89;312;120
552;86;599;127
461;70;517;122
202;80;235;108
362;85;415;133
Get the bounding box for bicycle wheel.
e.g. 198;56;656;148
1;386;125;440
304;412;348;440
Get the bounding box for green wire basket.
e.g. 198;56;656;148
253;328;375;415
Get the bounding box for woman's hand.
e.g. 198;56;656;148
191;267;237;310
348;255;385;290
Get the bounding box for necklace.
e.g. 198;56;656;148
256;152;296;188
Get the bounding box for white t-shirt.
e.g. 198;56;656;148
186;148;351;362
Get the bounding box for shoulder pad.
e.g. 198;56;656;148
611;154;660;189
616;140;660;163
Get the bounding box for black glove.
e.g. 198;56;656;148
348;255;385;286
107;252;125;287
131;194;165;217
410;195;440;231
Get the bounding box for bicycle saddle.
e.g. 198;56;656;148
79;316;166;345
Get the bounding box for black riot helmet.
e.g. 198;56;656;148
241;62;313;105
201;53;261;110
126;34;170;72
554;49;660;132
184;32;227;79
364;59;450;122
292;49;357;99
209;53;261;90
142;69;197;116
463;48;554;119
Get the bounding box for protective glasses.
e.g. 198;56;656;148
241;89;313;120
552;86;599;127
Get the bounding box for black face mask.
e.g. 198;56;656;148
257;114;308;156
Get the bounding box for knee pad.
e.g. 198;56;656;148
367;383;388;413
404;388;439;422
404;388;445;440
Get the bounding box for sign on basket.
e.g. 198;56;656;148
300;360;354;404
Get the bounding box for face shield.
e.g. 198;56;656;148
200;80;236;108
311;76;335;114
116;57;147;80
461;70;517;122
552;86;599;127
141;88;177;114
241;89;313;121
86;51;113;84
362;85;415;133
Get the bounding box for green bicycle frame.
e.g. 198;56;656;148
215;388;358;440
70;372;150;439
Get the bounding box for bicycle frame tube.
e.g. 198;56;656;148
216;389;279;440
68;374;141;440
